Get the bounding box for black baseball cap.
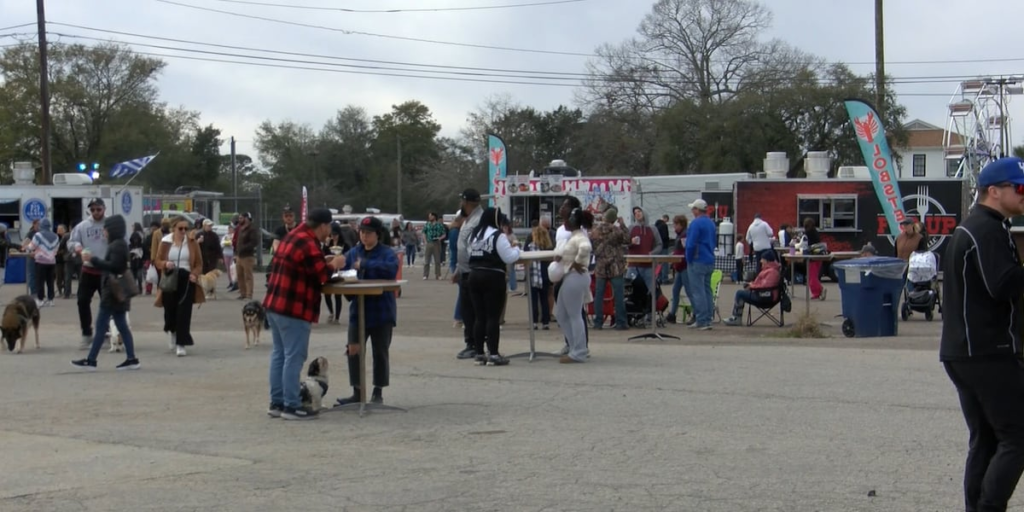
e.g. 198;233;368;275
899;218;914;225
460;189;481;202
88;198;105;208
239;212;252;220
307;208;332;224
359;216;383;232
282;205;293;213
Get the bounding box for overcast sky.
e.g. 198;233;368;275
3;0;1023;165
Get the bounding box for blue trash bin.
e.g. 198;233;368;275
834;257;907;338
5;254;26;284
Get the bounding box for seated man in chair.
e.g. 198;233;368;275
723;250;782;326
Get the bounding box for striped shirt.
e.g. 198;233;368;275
30;232;59;265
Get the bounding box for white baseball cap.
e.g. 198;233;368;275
688;199;708;210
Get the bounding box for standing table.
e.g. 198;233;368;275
781;253;833;316
624;254;683;341
323;279;406;417
508;250;560;362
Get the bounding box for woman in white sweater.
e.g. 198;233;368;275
555;208;595;363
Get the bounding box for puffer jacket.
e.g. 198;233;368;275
91;215;131;313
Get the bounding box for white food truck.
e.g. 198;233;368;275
492;160;635;235
2;163;143;244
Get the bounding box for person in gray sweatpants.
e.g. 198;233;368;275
554;208;594;364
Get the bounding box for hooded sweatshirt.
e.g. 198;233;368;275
628;207;662;268
91;215;131;312
69;215;110;275
30;219;59;265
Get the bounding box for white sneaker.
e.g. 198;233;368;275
176;346;187;357
43;300;53;307
35;298;43;307
168;333;176;350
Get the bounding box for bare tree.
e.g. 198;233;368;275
581;0;776;110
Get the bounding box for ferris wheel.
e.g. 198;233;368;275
944;76;1023;190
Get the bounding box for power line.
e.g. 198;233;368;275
128;49;585;87
81;42;1018;91
42;27;1021;89
0;23;36;32
45;22;1024;83
207;0;588;13
48;23;593;77
50;32;596;81
155;0;597;57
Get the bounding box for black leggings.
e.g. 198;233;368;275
469;269;507;355
324;294;342;320
163;269;195;346
35;263;55;301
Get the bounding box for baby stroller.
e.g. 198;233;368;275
624;271;669;328
901;250;941;321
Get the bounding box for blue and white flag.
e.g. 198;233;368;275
109;154;157;179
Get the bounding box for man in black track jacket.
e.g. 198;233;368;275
941;157;1024;512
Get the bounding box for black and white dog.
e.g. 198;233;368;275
299;357;329;411
242;300;266;349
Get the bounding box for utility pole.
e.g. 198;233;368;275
230;136;238;213
874;0;885;118
36;0;52;184
396;136;402;215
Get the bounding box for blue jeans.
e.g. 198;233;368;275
687;262;714;326
405;245;416;266
594;275;626;328
87;306;135;362
732;289;761;318
670;269;691;316
658;248;672;283
267;312;311;410
508;264;518;291
27;259;36;296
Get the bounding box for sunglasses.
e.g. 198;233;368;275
999;183;1024;195
176;227;188;231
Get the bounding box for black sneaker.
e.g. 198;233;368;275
70;359;97;371
371;387;383;404
335;394;360;407
281;407;319;420
666;313;677;324
267;403;283;418
456;347;477;360
116;358;141;371
475;354;488;366
486;354;510;366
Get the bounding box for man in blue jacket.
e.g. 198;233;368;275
335;216;399;406
685;199;717;330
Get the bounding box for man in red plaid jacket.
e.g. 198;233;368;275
263;208;346;421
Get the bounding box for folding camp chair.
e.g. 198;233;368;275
746;279;788;327
710;269;724;324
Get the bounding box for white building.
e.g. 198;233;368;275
896;119;963;179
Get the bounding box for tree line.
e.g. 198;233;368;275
2;0;1018;221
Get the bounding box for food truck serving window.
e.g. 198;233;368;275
510;196;562;230
797;195;858;231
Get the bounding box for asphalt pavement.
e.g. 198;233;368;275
0;269;997;511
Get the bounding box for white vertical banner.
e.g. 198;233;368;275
301;186;308;223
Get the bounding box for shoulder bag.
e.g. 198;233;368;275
160;243;183;294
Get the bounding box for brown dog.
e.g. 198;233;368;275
199;269;223;300
2;295;40;354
